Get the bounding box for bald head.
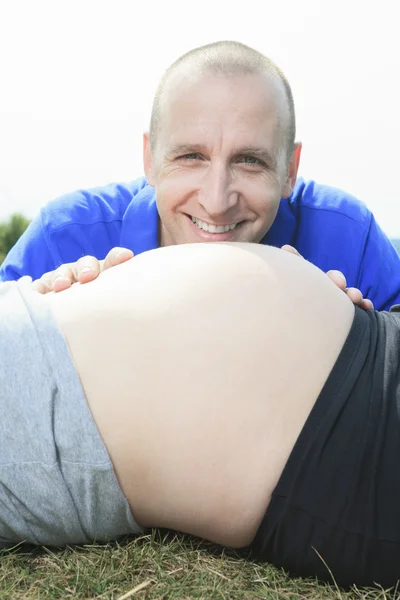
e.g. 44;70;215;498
149;41;296;161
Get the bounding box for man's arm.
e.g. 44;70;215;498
0;177;148;283
0;215;56;282
356;215;400;311
0;217;133;290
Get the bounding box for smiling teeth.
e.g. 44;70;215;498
191;217;238;233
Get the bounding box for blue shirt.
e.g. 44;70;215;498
1;176;399;311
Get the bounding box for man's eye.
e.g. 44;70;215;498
240;156;262;165
178;153;201;161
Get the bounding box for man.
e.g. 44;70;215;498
1;40;399;310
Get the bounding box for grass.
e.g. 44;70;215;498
1;531;399;599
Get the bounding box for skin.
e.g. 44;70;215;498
31;244;373;310
44;242;355;547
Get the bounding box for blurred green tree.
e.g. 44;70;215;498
0;213;30;264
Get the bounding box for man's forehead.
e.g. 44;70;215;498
161;102;282;157
161;70;287;133
162;67;282;110
155;67;290;160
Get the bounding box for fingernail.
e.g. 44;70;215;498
80;267;93;274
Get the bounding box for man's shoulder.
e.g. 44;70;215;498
290;178;371;224
40;176;151;233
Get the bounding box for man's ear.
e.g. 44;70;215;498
143;132;155;186
282;142;302;198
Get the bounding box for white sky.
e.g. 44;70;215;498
1;0;400;236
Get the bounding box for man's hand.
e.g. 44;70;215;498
32;247;134;294
281;244;374;311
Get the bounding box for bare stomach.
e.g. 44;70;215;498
45;243;354;547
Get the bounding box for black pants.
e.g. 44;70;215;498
251;306;400;588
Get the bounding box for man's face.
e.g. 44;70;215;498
144;71;299;246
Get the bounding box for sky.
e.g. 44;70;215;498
1;0;400;236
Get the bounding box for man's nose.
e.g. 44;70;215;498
198;163;239;217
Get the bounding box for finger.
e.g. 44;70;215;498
326;270;347;291
103;247;134;270
75;255;101;284
52;266;78;292
52;275;73;292
345;287;364;306
281;244;303;258
358;298;374;311
32;267;69;294
32;278;53;294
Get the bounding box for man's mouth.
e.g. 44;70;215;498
191;216;240;233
